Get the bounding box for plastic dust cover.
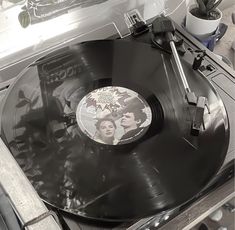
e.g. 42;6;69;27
0;0;166;70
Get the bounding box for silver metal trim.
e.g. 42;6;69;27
126;179;234;230
158;179;235;230
0;138;61;230
170;40;191;93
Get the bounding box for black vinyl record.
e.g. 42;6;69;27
0;40;229;221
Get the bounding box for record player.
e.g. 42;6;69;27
0;0;234;229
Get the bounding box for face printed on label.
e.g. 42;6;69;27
76;86;152;145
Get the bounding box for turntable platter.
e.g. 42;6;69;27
0;40;229;221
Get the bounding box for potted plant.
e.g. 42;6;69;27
186;0;223;38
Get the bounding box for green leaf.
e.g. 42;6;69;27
16;151;28;158
16;99;29;108
18;11;31;28
204;0;210;6
18;144;28;151
14;136;26;144
206;0;216;11
18;89;26;99
31;96;39;107
210;0;222;12
196;0;207;14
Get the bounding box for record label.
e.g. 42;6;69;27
76;86;152;145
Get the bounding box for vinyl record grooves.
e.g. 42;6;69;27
1;40;229;221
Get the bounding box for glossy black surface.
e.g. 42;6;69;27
1;40;229;221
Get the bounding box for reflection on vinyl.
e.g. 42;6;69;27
1;40;229;221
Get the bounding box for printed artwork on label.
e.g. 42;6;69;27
76;86;152;145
